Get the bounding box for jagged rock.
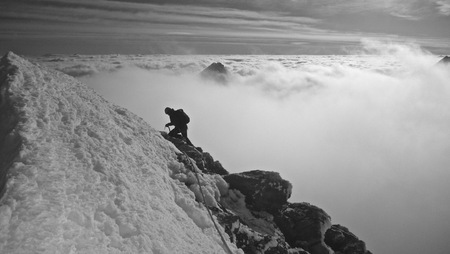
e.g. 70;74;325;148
218;187;296;252
213;204;307;254
223;170;292;213
274;203;332;254
200;62;229;83
438;56;450;64
202;151;228;175
324;225;372;254
161;131;229;175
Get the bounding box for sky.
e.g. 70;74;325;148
1;0;450;55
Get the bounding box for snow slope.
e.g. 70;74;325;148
0;52;239;254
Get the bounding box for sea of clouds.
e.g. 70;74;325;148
35;41;450;254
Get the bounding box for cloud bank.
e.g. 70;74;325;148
75;43;450;254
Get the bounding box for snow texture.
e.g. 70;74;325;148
0;52;240;254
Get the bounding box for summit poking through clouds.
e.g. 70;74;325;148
1;0;450;54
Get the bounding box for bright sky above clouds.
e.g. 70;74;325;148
1;0;449;54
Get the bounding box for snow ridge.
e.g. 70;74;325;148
0;52;238;254
0;52;22;199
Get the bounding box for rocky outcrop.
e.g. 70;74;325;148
161;132;228;175
223;170;292;213
275;203;332;254
215;208;297;254
325;225;372;254
202;151;228;175
162;131;373;254
200;62;229;83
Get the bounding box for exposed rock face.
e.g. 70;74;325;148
200;62;229;83
215;185;308;254
161;132;228;175
223;170;292;213
202;151;229;175
215;209;295;254
325;225;372;254
274;203;332;254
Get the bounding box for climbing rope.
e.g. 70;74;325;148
182;152;234;254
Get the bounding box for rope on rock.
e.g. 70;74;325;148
182;152;234;254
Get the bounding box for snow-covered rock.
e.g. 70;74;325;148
223;170;292;213
161;132;229;175
0;52;240;254
274;203;332;254
161;136;301;253
325;225;372;254
217;189;298;254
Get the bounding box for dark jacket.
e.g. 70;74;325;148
167;109;188;127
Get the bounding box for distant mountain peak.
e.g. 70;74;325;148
200;62;229;84
438;56;450;64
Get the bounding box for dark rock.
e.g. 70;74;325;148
274;203;332;254
438;56;450;64
202;62;228;74
200;62;229;83
161;131;229;175
214;206;307;254
223;170;292;213
325;225;372;254
202;151;228;175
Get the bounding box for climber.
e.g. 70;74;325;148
164;107;194;146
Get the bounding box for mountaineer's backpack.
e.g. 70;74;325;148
177;109;190;124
